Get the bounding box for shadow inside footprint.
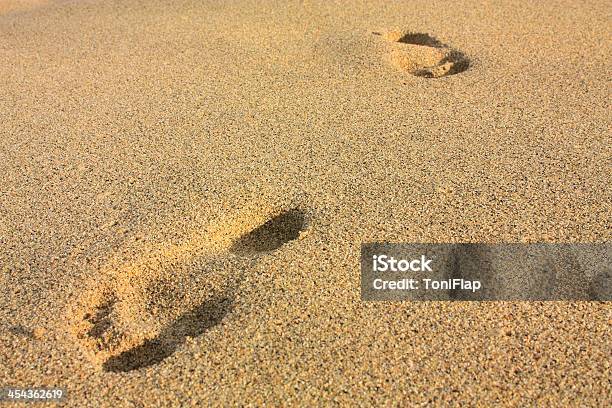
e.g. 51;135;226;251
230;208;306;256
103;295;232;373
396;32;445;48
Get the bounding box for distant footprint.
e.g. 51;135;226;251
69;206;309;372
376;30;469;78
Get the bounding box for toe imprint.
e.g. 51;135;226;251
230;208;307;256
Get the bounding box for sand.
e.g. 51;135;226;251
0;0;610;405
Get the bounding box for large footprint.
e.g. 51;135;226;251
376;30;470;78
67;204;309;372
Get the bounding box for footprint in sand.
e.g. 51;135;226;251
376;30;469;78
69;207;308;372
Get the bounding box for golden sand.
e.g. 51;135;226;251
0;0;610;405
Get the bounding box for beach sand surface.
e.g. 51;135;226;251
0;0;610;405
